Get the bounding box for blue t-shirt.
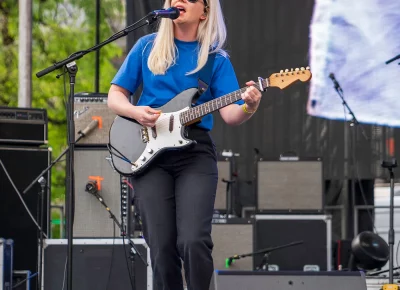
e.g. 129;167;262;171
111;33;244;131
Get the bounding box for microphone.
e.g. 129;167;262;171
85;180;99;195
150;7;180;19
225;257;233;268
78;119;99;137
329;73;342;92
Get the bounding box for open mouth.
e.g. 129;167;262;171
176;6;186;13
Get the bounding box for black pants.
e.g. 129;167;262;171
132;127;218;290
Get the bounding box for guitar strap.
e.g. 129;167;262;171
197;52;216;96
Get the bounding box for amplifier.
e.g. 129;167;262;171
211;218;254;271
0;107;47;145
254;214;332;271
73;148;131;238
43;239;151;290
210;271;367;290
257;158;323;212
0;147;51;290
0;238;13;290
74;92;117;146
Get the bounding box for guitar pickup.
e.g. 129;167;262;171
140;127;149;143
151;126;157;139
169;114;174;132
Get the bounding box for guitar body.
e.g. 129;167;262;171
108;67;313;176
109;88;199;176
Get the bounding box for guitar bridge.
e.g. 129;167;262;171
140;127;149;143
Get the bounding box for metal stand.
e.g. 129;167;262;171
381;159;398;289
329;74;368;239
383;54;400;290
35;12;160;290
37;177;46;290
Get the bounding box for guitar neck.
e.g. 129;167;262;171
180;82;265;126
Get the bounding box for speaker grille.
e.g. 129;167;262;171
257;160;323;211
73;148;122;237
211;220;253;271
74;93;116;146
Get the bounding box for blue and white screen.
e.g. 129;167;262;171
308;0;400;127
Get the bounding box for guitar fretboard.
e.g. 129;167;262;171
179;81;266;125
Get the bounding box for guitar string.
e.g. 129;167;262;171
144;82;267;132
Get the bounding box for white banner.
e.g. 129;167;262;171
308;0;400;127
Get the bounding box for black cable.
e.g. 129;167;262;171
353;153;378;233
0;159;48;238
61;257;67;290
122;234;135;290
106;222;116;290
342;102;377;234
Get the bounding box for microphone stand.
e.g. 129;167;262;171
35;13;159;290
385;54;400;65
225;241;303;271
383;56;400;290
23;119;99;196
87;187;148;290
330;77;368;239
381;159;398;289
37;177;46;290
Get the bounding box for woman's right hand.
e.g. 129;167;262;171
131;106;162;127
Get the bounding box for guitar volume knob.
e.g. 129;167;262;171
147;149;154;154
140;156;146;162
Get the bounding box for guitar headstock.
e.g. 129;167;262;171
261;67;312;90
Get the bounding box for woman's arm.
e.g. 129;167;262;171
219;81;262;126
108;85;161;127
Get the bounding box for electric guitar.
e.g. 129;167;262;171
108;67;312;176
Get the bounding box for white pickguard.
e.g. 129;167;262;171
131;108;191;173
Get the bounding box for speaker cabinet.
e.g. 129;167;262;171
254;214;332;271
43;239;150;290
73;148;130;238
257;158;323;212
74;93;116;146
0;146;50;290
211;218;254;271
211;271;367;290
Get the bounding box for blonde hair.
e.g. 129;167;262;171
147;0;227;75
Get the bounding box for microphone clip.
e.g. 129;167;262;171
85;180;99;195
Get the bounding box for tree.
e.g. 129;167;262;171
0;0;126;205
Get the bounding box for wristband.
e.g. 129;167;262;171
242;104;255;114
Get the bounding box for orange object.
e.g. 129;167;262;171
387;138;395;157
92;116;103;129
382;284;399;290
88;176;104;190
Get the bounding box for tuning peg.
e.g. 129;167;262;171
285;69;289;73
306;66;310;70
280;70;284;74
301;67;305;71
295;68;300;72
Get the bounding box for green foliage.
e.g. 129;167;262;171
0;0;126;204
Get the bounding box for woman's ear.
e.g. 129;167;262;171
200;7;208;20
